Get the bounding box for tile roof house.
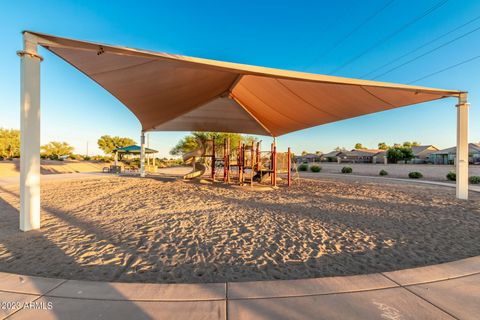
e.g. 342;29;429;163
337;149;387;164
410;145;439;163
294;153;322;163
322;151;342;162
430;143;480;165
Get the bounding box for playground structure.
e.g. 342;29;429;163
183;138;294;187
182;139;207;179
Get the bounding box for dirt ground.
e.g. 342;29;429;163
0;175;479;284
298;162;480;181
0;159;108;177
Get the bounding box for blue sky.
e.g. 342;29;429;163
1;0;479;157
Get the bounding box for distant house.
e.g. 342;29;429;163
337;149;387;164
430;143;480;165
322;151;342;162
294;153;322;163
372;150;388;164
411;145;439;163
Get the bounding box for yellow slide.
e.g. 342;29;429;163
183;140;207;179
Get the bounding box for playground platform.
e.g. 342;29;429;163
0;255;478;319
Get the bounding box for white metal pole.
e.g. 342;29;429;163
17;33;43;231
456;93;469;200
140;131;146;177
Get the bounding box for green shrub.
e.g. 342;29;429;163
379;169;388;176
310;165;321;172
469;176;480;184
341;166;352;174
298;164;308;171
446;171;456;181
408;171;423;179
83;155;91;161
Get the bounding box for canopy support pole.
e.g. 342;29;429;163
223;138;228;183
287;147;292;187
140;131;146;177
17;33;43;231
271;138;277;187
456;93;469;200
250;142;254;187
211;138;216;181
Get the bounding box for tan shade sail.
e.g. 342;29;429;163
26;31;463;137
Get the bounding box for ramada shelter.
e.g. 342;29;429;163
16;31;471;231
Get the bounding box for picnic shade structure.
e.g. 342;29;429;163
113;145;158;154
17;31;470;231
113;145;158;167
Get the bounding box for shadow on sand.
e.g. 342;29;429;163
0;177;479;284
0;190;155;319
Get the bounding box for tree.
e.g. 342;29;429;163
315;151;322;155
335;146;347;152
403;141;421;147
0;128;20;158
386;148;403;163
386;146;414;163
41;141;74;160
354;143;365;150
242;135;257;146
378;142;388;150
301;150;308;156
170;132;255;156
403;147;414;161
97;135;136;155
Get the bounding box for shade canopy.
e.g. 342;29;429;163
114;145;157;154
27;31;463;137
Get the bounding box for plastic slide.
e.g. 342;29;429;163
183;140;207;179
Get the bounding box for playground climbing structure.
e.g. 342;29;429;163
183;138;294;187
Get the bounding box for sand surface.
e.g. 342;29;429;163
0;175;479;283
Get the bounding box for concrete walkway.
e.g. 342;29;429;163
0;256;478;319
